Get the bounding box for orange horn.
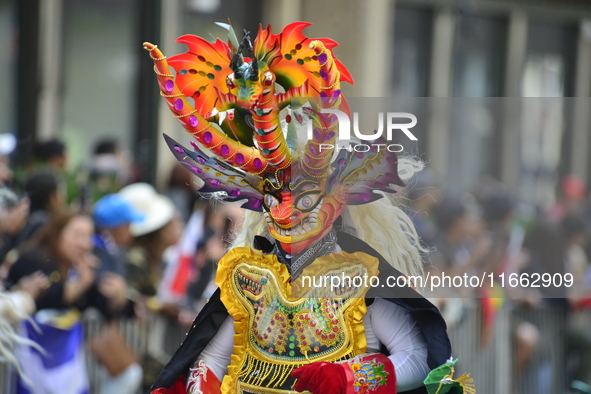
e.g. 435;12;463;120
143;42;269;175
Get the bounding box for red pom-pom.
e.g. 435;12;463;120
291;362;347;394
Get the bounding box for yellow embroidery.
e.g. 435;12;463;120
215;248;379;393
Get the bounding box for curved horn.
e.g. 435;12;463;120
251;111;292;170
301;108;336;178
250;75;291;169
143;42;269;175
300;41;346;178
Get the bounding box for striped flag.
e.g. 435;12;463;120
159;210;205;302
16;310;89;394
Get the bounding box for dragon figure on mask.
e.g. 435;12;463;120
145;21;472;394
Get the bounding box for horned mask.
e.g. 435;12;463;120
144;22;404;253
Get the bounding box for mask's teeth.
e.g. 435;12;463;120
309;213;318;226
310;219;318;230
302;218;311;232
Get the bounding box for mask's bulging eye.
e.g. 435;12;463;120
299;196;314;209
264;194;279;208
295;192;321;211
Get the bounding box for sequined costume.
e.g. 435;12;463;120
144;22;463;394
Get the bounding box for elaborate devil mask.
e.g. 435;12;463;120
146;22;404;254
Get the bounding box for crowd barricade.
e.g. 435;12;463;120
0;364;12;394
83;308;186;394
448;301;591;394
447;301;513;394
0;309;187;394
1;303;590;394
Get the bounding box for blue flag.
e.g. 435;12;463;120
16;311;89;394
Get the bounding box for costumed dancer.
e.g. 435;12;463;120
143;21;473;394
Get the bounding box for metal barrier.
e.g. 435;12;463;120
83;309;186;394
2;304;590;394
0;309;186;394
0;364;13;394
447;301;512;394
448;302;591;394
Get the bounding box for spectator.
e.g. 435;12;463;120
94;139;117;156
187;201;242;310
0;187;30;263
405;168;441;247
92;193;145;394
561;214;591;387
16;171;63;245
517;221;569;393
33;138;89;208
8;211;128;314
1;213;48;380
167;162;198;221
7;211;130;393
546;174;588;223
0;186;47;322
88;139;132;202
92;193;145;276
562;214;590;304
120;183;182;309
427;196;483;327
472;181;516;352
119;183;183;390
431;197;474;277
473;178;514;277
0;187;51;389
34;139;67;172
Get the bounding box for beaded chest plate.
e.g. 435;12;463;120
216;247;379;394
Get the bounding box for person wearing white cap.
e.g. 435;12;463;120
120;183;178;238
119;183;184;391
119;183;182;295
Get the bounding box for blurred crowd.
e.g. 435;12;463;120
1;135;591;394
403;169;591;394
0;137;242;393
